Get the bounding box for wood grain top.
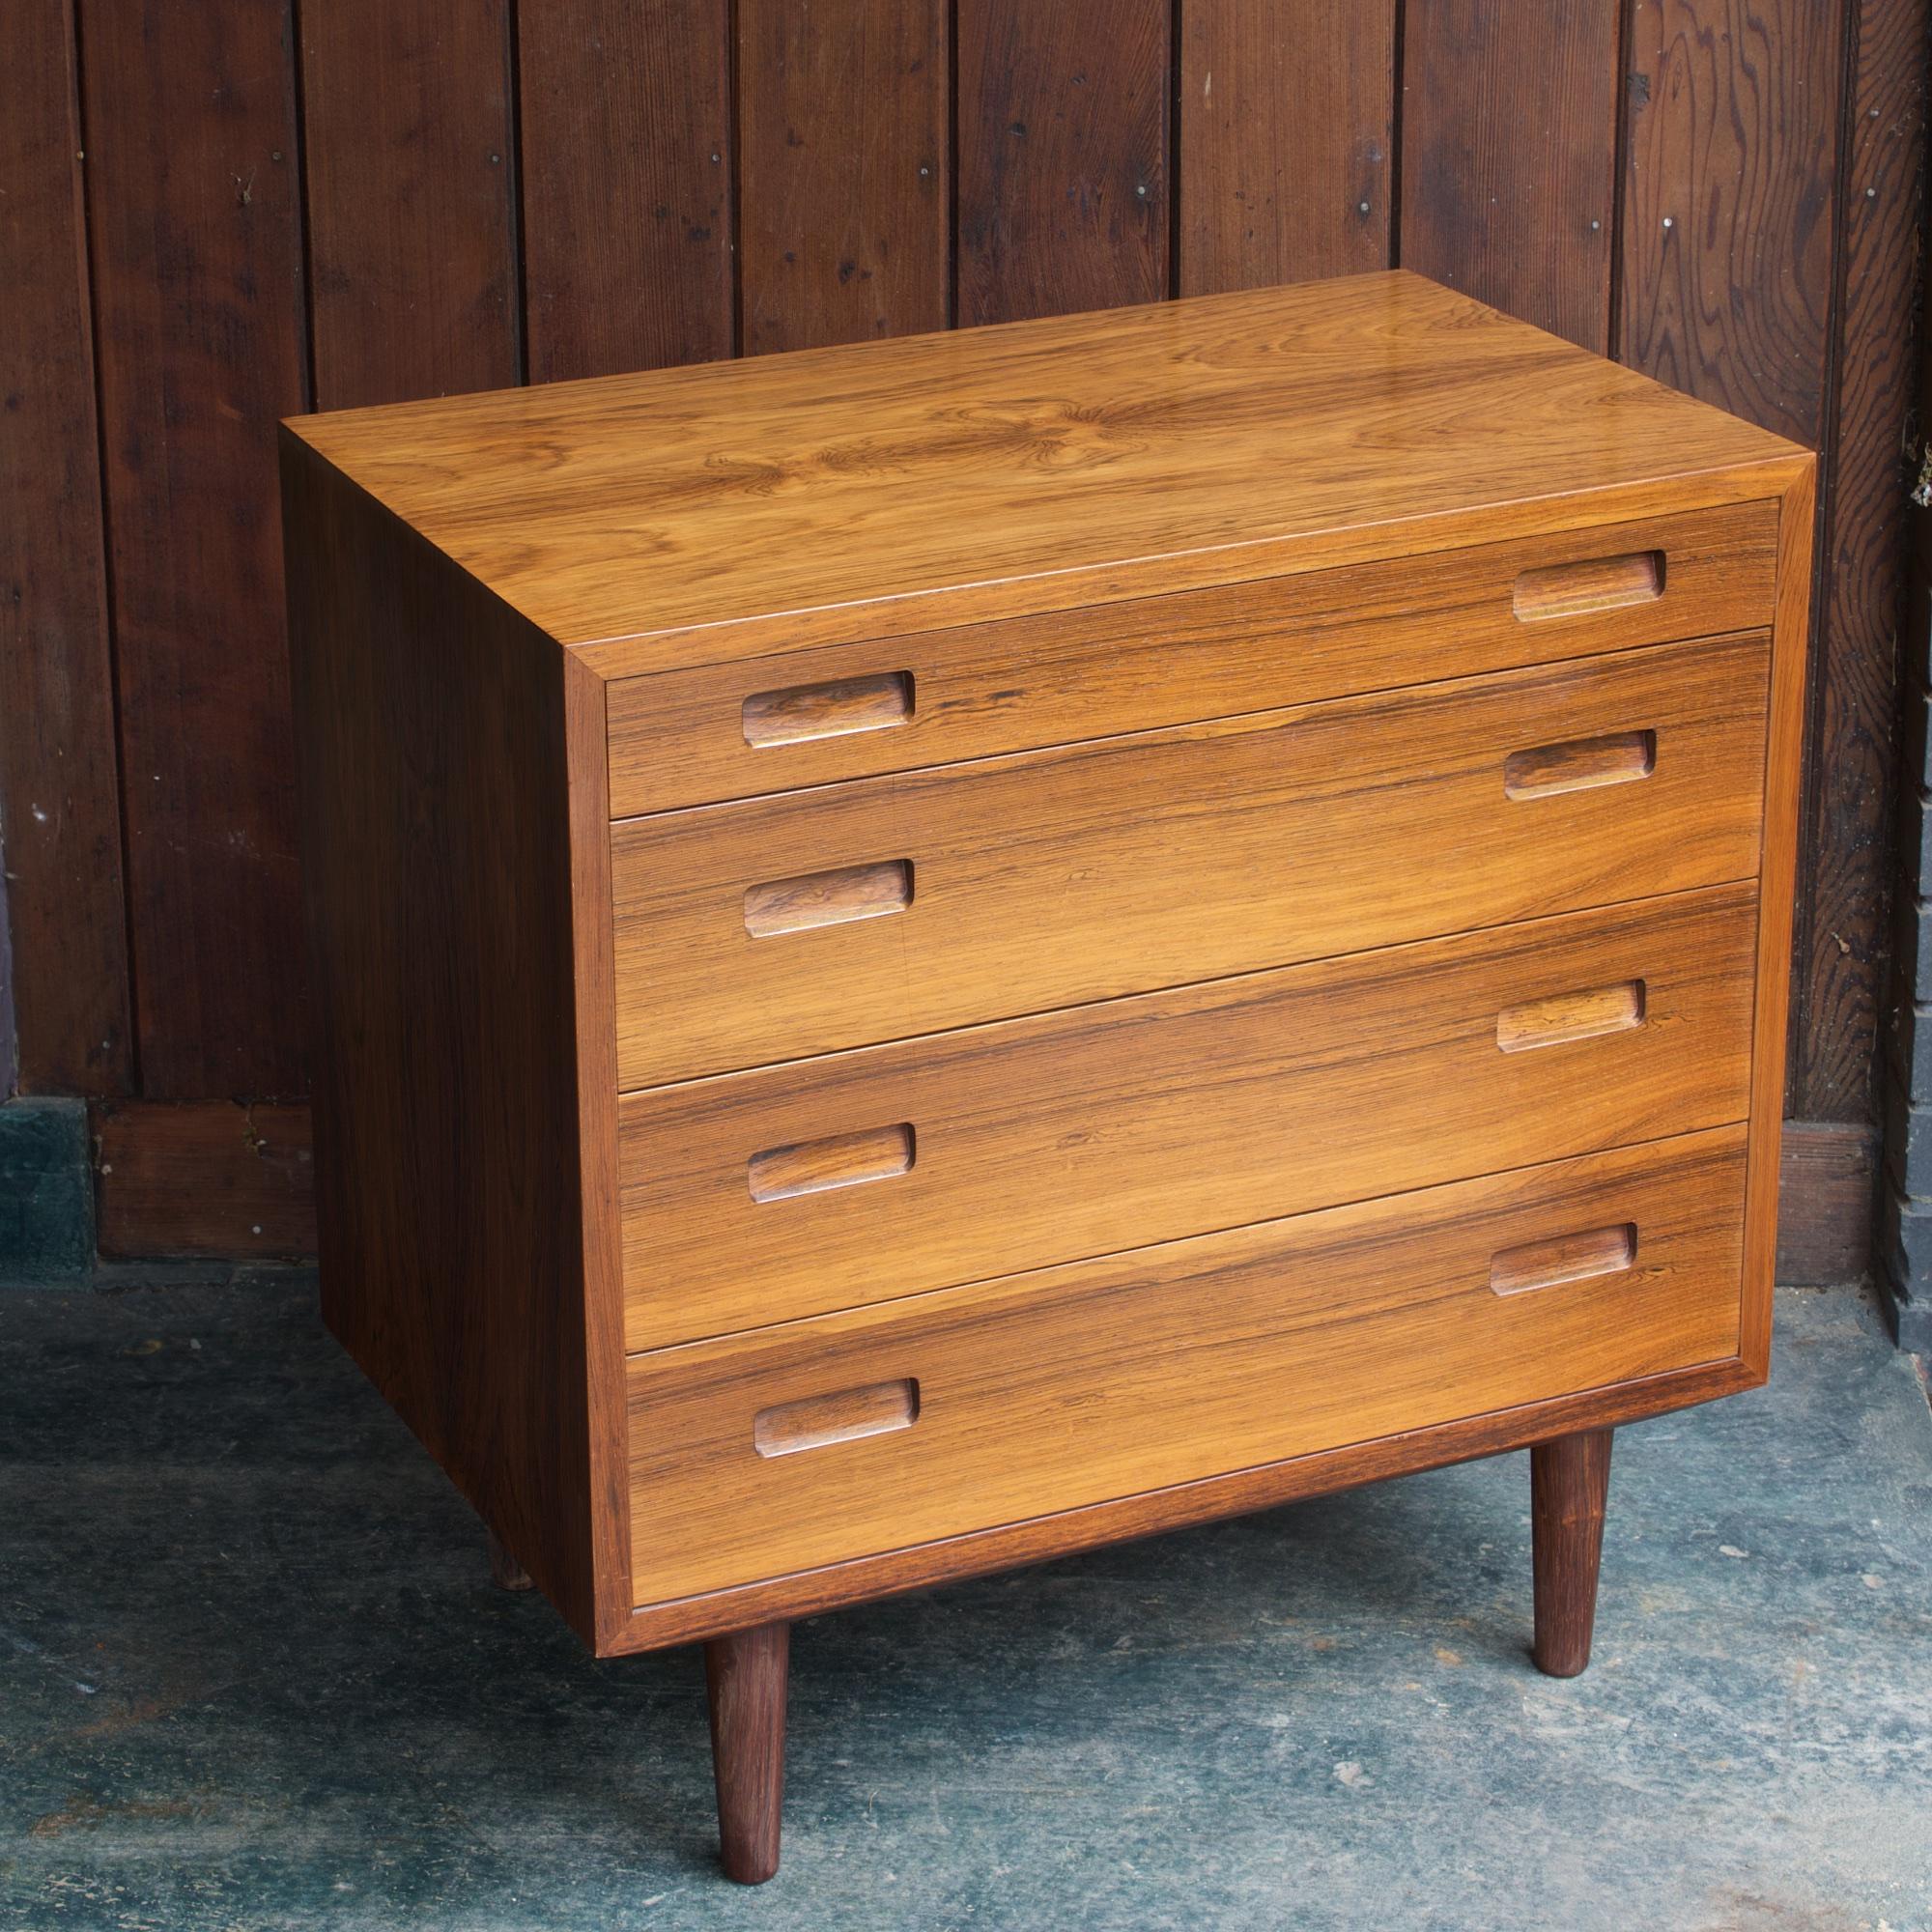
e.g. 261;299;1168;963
283;271;1807;676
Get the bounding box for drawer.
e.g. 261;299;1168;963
625;1128;1748;1606
619;884;1756;1349
606;499;1776;816
611;632;1769;1088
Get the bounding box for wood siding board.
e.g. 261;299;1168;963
955;0;1170;325
91;1099;316;1260
301;0;521;408
1620;0;1848;1113
1798;0;1930;1119
1397;0;1620;354
80;0;309;1098
0;0;132;1094
1178;0;1396;295
737;0;948;354
519;0;735;380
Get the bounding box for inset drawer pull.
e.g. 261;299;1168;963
743;858;913;936
1489;1223;1637;1296
742;669;914;748
753;1378;922;1458
1503;728;1657;800
1495;980;1646;1053
1512;550;1664;621
748;1122;916;1203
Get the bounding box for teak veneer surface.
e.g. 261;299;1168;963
279;272;1816;1696
283;271;1806;672
619;885;1756;1348
625;1129;1747;1605
603;499;1776;817
611;634;1768;1087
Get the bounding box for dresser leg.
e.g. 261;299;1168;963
1530;1428;1613;1678
705;1621;789;1884
485;1526;533;1591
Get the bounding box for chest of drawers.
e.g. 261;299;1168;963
281;270;1812;1883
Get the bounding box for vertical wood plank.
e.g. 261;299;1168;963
1621;0;1848;1115
302;0;520;408
0;0;132;1094
519;0;735;381
1799;0;1929;1118
738;0;949;354
1399;0;1620;352
1178;0;1396;295
1620;0;1843;448
956;0;1170;326
81;0;308;1097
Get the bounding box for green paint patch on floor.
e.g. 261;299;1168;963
1;1280;1928;1929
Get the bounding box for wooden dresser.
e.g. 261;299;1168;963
281;270;1813;1883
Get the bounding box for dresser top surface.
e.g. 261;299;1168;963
285;270;1804;672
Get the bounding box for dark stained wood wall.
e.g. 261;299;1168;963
2;0;1926;1265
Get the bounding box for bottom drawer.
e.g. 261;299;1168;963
626;1127;1747;1607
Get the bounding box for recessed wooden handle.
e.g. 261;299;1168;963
742;669;914;748
1490;1223;1637;1296
753;1378;921;1458
1512;551;1664;621
743;858;913;936
748;1122;916;1203
1495;980;1645;1053
1503;729;1656;800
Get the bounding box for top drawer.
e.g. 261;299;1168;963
605;500;1776;817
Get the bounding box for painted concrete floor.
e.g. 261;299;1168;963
1;1278;1929;1932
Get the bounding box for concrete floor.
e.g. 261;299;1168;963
2;1277;1929;1932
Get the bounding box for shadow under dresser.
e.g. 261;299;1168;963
279;270;1814;1883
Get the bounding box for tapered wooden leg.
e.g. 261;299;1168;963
486;1526;532;1591
705;1621;789;1884
1530;1428;1613;1677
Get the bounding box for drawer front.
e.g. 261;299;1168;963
625;1129;1748;1605
619;885;1755;1349
612;632;1768;1088
606;500;1776;816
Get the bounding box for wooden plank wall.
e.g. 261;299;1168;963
1;0;1925;1272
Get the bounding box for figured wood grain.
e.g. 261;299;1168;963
605;501;1777;816
0;0;130;1093
619;887;1756;1348
753;1379;921;1458
83;0;308;1097
611;636;1769;1087
519;0;733;379
746;1123;915;1204
614;1351;1761;1652
300;0;520;407
282;438;621;1647
1494;980;1646;1055
282;273;1809;671
1490;1224;1636;1297
1399;0;1620;353
741;860;912;938
1178;0;1396;294
741;670;915;749
955;0;1169;325
738;0;947;354
625;1131;1747;1605
1502;730;1657;800
1513;553;1663;622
